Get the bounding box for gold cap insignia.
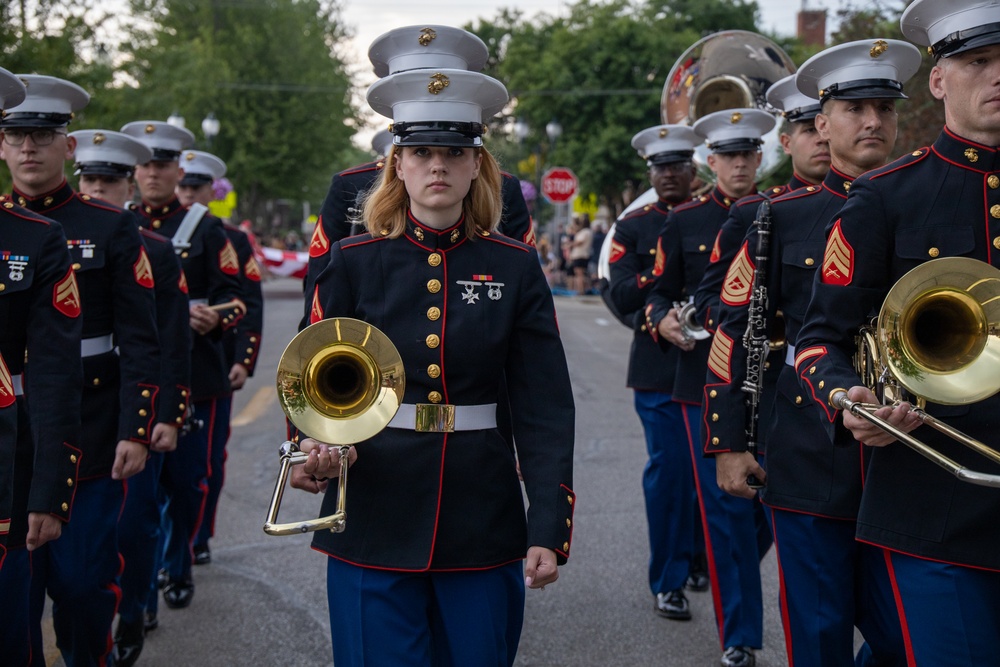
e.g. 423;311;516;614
965;147;979;163
418;27;437;46
93;133;105;145
145;124;155;134
428;72;450;95
870;40;888;58
730;111;743;124
658;128;669;138
185;152;195;161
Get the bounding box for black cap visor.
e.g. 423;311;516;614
933;22;1000;59
647;150;694;166
179;173;213;187
708;138;763;154
392;121;484;148
0;111;72;128
74;161;133;178
820;79;906;103
784;104;822;122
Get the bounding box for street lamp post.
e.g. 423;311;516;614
167;111;186;129
201;112;220;150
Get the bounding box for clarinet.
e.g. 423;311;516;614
740;199;772;489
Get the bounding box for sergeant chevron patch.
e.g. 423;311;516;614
821;221;853;286
709;232;721;263
310;286;324;324
0;353;14;408
178;270;189;294
707;329;734;382
652;238;665;276
219;240;240;276
721;242;754;306
609;239;626;264
309;219;330;258
133;247;155;288
53;267;81;318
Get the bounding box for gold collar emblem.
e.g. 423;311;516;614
965;147;980;163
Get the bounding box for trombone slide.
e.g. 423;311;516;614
262;441;350;535
829;389;1000;489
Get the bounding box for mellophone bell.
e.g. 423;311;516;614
264;318;404;535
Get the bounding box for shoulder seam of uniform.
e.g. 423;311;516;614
341;162;382;177
482;234;531;253
869;147;931;180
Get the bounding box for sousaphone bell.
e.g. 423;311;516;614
263;318;404;535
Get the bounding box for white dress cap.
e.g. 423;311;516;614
901;0;1000;58
692;108;775;153
120;120;196;161
371;129;394;157
0;67;26;111
795;39;922;102
369;26;489;77
2;74;89;127
367;69;508;147
180;150;227;180
630;125;699;165
69;130;153;176
765;75;822;121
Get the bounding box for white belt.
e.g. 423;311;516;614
388;403;498;433
11;373;23;396
785;344;796;367
189;298;208;306
81;334;114;357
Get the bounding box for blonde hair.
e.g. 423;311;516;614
362;144;503;239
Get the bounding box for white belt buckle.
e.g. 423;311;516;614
414;404;455;433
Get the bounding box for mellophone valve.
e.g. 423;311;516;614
263;318;405;536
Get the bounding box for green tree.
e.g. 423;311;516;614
470;0;764;215
104;0;358;227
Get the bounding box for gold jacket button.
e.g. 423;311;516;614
425;334;440;348
805;258;815;266
990;175;1000;189
61;502;69;512
809;366;817;375
928;247;940;258
181;252;189;259
176;417;184;425
92;378;101;386
427;253;442;267
427;364;441;379
72;263;82;270
711;413;719;422
992;205;1000;219
250;336;258;343
0;284;4;292
795;396;803;405
139;409;147;417
67;478;74;487
649;248;656;254
179;403;186;410
244;358;251;364
152;220;161;229
712;437;720;445
142;389;151;398
709;390;718;398
994;237;1000;250
566;518;572;528
640;324;647;332
427;307;441;321
181;390;188;397
70;454;78;463
698;244;707;252
427;279;441;294
137;428;146;436
567;495;573;505
563;541;570;551
427;391;442;403
246;347;254;353
818;381;825;389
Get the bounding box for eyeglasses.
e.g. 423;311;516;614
651;161;693;175
2;128;67;147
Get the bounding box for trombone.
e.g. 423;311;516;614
828;257;1000;488
263;318;404;535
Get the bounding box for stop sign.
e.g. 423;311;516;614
541;167;578;204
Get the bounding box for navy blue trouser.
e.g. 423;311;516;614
0;476;124;667
683;403;768;650
634;390;700;595
195;395;232;549
885;549;1000;666
768;507;905;667
326;558;525;667
161;398;213;580
118;451;164;624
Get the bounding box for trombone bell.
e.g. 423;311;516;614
264;318;404;536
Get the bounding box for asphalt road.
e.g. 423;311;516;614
49;277;793;667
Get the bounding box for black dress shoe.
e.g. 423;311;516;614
687;552;710;592
144;610;159;632
163;577;195;609
721;646;755;667
156;568;169;589
654;589;691;621
193;543;211;565
114;618;145;667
